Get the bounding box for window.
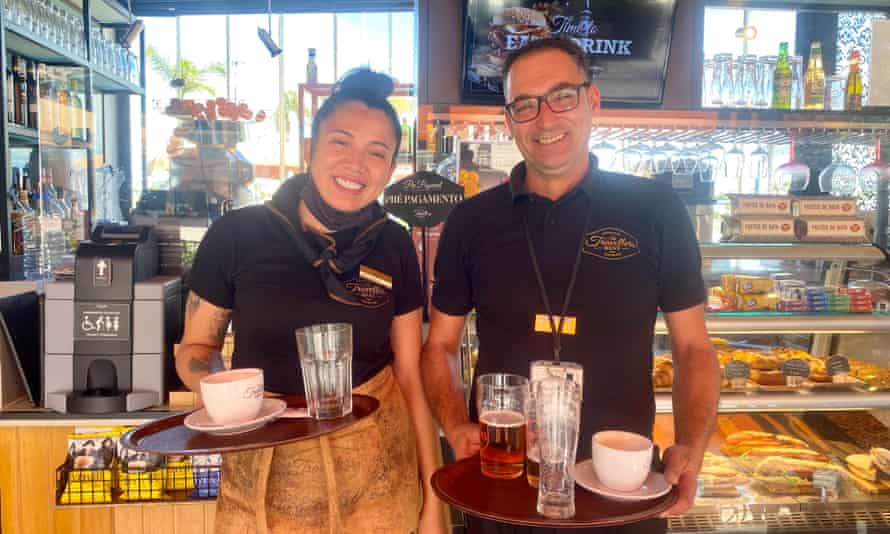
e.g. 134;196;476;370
137;11;416;209
703;7;797;59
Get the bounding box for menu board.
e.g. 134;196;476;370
462;0;678;105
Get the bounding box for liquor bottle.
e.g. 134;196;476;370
846;50;863;111
804;41;826;110
56;74;71;141
70;79;85;141
9;168;27;256
38;64;54;134
306;48;318;84
6;55;14;123
26;60;38;128
13;56;27;126
772;42;792;110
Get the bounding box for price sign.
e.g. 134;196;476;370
725;360;752;380
813;469;840;493
782;358;811;378
827;355;851;376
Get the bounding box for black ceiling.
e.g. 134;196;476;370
126;0;413;17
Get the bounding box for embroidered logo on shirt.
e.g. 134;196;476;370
583;227;640;260
344;278;391;309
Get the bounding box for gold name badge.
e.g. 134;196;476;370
534;314;577;335
359;265;393;290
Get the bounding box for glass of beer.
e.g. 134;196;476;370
476;373;528;479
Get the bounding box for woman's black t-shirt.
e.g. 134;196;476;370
187;201;423;395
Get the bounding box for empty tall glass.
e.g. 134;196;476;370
477;373;528;480
535;378;581;519
295;323;353;419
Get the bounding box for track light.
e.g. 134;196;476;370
121;0;144;49
258;0;282;58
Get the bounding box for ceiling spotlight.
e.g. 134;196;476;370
258;0;282;58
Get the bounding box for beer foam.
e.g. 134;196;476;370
480;409;525;427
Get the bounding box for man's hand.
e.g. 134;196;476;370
659;444;702;517
446;422;481;460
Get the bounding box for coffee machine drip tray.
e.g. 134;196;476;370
65;359;128;414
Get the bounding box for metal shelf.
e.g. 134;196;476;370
4;25;142;95
656;388;890;413
655;313;890;334
7;124;38;145
699;243;887;264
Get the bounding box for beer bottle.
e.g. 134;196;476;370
804;41;825;110
846;50;863;111
773;42;792;110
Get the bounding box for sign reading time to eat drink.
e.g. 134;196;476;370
461;0;678;105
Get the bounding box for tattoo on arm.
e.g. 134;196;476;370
210;310;231;343
188;357;211;374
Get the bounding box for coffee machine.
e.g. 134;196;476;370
43;224;182;413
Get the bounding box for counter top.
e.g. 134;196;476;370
0;397;186;427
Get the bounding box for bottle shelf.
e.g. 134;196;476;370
7;123;38;144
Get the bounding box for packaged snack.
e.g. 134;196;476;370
729;194;793;216
794;217;868;242
722;216;796;242
792;196;858;217
737;293;779;311
735;275;773;294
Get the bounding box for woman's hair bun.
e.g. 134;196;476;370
336;68;394;99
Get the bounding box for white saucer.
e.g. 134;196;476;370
574;459;672;502
184;399;288;436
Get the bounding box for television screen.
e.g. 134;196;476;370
462;0;678;105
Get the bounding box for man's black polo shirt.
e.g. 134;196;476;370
432;158;705;459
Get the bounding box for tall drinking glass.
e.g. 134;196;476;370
527;361;583;488
757;56;777;108
476;373;528;480
295;323;353;419
535;378;581;519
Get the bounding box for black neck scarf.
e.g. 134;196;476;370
266;174;388;306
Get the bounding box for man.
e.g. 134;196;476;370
421;37;720;533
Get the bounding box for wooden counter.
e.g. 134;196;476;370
0;398;218;534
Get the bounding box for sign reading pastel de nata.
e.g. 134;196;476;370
462;0;677;105
383;172;464;228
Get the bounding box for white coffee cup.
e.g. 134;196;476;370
199;368;264;425
592;430;653;492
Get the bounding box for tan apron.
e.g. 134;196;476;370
215;366;421;534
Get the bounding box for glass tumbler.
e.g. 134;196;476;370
535;378;581;519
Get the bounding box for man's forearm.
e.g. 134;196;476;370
421;341;470;434
672;345;720;453
175;344;223;393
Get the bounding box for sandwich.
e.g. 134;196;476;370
698;464;750;498
752;456;840;495
721;431;811;456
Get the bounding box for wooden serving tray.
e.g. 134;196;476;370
120;394;379;455
432;455;677;528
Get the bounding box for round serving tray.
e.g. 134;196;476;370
431;455;677;529
120;394;379;456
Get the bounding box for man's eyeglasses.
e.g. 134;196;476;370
505;82;590;123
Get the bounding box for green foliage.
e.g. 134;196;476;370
272;90;299;140
146;45;226;99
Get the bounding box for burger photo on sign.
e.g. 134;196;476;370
469;6;551;83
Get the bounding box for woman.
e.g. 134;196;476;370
176;69;444;533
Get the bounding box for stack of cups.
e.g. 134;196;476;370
535;377;582;519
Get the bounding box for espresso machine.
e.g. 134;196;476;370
43;224;182;413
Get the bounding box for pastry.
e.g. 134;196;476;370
751;369;785;386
